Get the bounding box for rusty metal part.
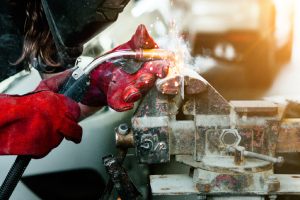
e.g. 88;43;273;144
115;124;135;148
151;174;300;196
277;119;300;153
103;155;141;200
116;132;135;148
132;88;170;163
233;146;246;166
227;146;284;164
195;181;211;193
230;100;278;115
130;66;300;198
243;151;284;164
176;155;273;174
267;175;280;192
183;83;230;116
156;75;181;95
169;121;195;155
220;129;241;147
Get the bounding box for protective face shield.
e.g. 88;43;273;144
41;0;130;66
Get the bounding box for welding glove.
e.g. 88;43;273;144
0;91;81;158
80;24;169;111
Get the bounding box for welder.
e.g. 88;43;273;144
0;0;169;157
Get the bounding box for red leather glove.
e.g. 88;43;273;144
81;24;169;111
0;90;81;158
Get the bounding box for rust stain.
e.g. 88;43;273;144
292;175;300;178
213;175;237;190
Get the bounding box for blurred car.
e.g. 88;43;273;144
174;0;295;86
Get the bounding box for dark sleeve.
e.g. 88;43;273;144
0;1;26;82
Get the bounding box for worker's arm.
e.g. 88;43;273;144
0;25;169;158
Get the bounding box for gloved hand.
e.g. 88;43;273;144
0;91;81;158
81;24;169;111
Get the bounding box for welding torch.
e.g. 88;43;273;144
59;48;175;102
0;48;175;200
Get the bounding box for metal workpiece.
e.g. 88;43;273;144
156;67;208;95
156;75;182;95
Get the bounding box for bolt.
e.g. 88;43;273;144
220;129;241;147
276;156;284;164
118;123;129;135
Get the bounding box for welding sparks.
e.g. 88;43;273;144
156;19;190;99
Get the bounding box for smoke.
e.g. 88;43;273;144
156;20;217;75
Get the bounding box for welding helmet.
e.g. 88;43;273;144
41;0;130;66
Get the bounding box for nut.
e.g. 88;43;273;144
118;123;129;135
220;129;241;147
